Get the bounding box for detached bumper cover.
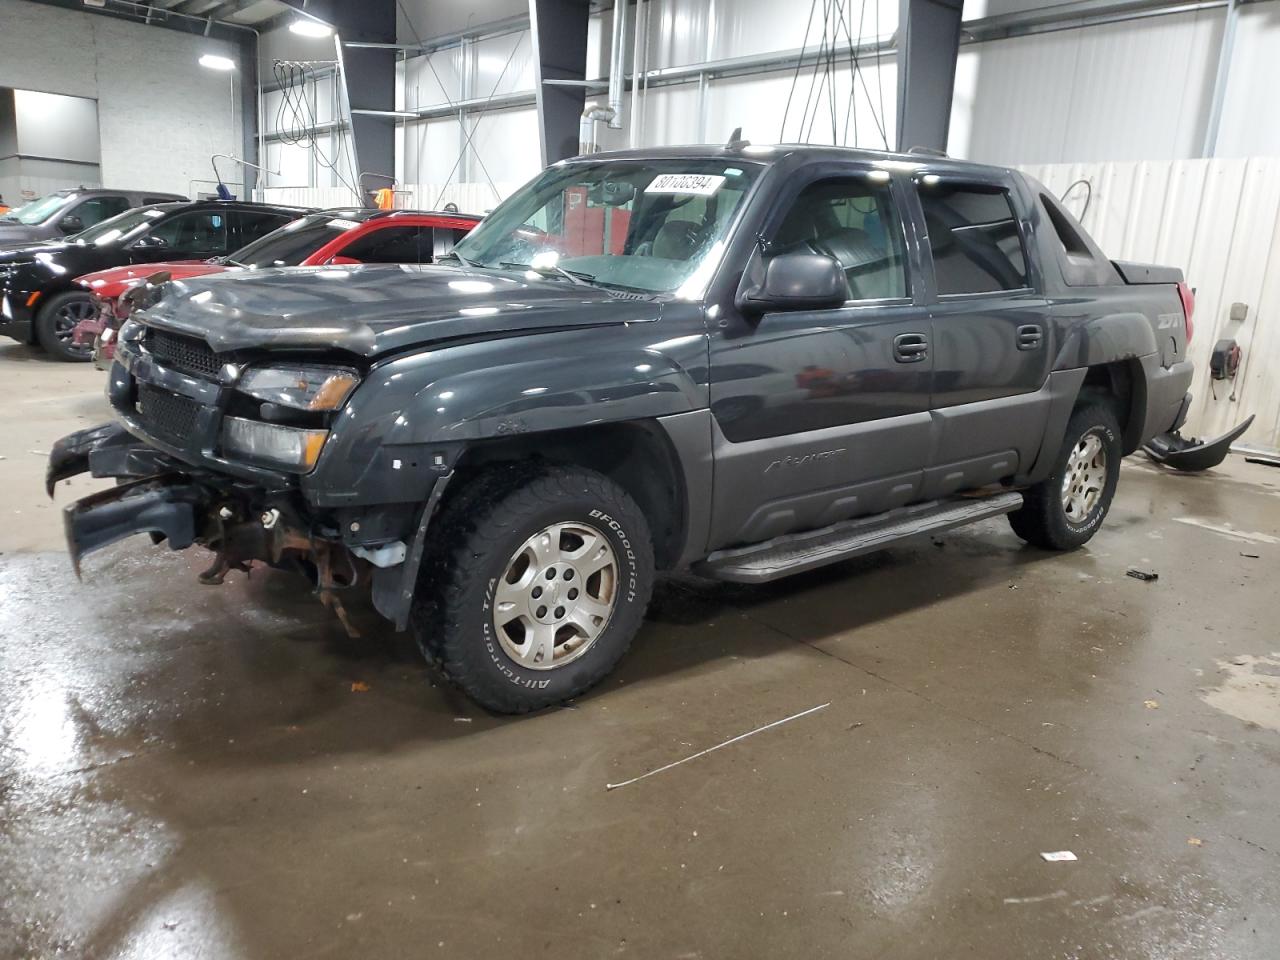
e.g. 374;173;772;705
1143;413;1256;472
63;477;205;575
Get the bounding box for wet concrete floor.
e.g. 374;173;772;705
2;342;1278;958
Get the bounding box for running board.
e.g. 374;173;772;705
696;492;1024;583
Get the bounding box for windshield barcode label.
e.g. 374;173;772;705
645;174;726;196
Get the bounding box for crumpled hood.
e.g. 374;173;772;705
135;263;661;356
77;261;226;299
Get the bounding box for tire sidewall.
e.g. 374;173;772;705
1052;409;1121;545
453;494;652;704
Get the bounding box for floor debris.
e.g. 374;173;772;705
1144;699;1160;709
605;702;831;791
350;681;371;693
1040;851;1078;862
1127;568;1159;582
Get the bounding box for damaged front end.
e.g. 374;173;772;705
49;422;366;635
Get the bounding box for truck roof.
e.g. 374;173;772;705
571;142;1016;178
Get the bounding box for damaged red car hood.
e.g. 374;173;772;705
78;261;228;299
135;263;661;357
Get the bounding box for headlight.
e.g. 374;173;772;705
239;364;360;411
221;416;329;472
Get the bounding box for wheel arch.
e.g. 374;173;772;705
449;418;691;570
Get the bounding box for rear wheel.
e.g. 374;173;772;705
412;463;654;713
35;291;95;362
1008;401;1122;550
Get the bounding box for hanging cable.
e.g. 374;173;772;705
1060;179;1093;221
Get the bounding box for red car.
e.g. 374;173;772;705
75;208;481;366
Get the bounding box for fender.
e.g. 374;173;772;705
1052;309;1158;371
304;316;710;507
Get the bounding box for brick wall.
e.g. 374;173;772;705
0;0;244;198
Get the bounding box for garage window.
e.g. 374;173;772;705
918;182;1029;295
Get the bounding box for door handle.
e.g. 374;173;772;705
893;332;929;363
1016;324;1043;350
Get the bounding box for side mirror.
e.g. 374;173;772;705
738;252;849;315
58;214;84;234
132;234;167;249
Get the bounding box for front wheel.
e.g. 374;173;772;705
1008;401;1122;550
412;464;655;713
35;291;95;362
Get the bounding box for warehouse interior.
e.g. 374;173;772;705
1;0;1278;957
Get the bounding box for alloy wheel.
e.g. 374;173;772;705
492;521;618;670
1061;433;1106;523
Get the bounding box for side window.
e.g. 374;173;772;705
769;176;908;301
146;211;229;255
232;210;292;247
74;196;131;228
451;227;472;246
917;182;1029;295
341;226;430;263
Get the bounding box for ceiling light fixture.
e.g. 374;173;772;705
289;19;334;38
198;54;236;71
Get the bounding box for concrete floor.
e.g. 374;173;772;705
2;340;1279;960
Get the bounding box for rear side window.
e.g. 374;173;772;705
918;182;1029;295
342;226;431;264
233;210;293;246
74;196;131;228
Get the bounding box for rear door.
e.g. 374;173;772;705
910;175;1053;496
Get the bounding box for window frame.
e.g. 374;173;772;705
912;175;1035;302
755;164;915;308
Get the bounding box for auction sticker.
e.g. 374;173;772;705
645;173;726;196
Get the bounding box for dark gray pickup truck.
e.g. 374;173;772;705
49;144;1196;713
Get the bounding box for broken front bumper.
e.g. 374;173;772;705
48;421;447;632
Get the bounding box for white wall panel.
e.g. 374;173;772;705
957;8;1224;165
1020;158;1280;450
1214;4;1280;158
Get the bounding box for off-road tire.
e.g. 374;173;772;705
412;463;655;714
1008;401;1122;550
35;291;95;362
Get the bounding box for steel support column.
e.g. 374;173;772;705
530;0;593;166
895;0;964;153
308;0;397;200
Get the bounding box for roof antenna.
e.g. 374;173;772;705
724;127;750;151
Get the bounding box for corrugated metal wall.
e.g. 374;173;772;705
1021;158;1280;451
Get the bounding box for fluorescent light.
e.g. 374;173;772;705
199;54;236;71
289;19;333;38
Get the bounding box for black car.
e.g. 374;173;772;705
0;200;310;360
51;144;1197;713
0;187;187;245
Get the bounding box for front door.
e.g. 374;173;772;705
911;177;1053;496
707;170;933;549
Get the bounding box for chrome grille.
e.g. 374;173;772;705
136;385;201;445
146;329;221;379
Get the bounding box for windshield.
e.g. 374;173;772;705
5;192;73;225
452;158;763;295
72;206;166;246
229;213;360;267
